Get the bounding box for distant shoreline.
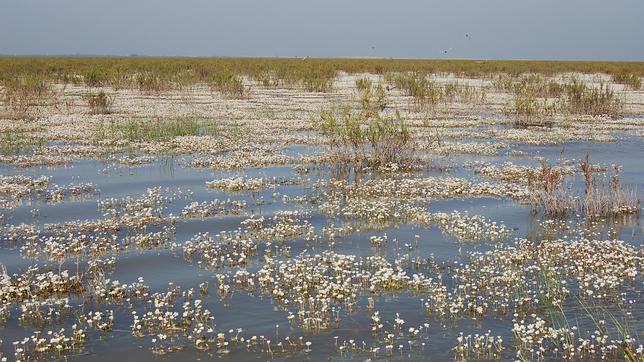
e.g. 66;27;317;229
0;55;642;64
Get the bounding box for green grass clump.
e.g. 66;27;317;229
354;77;372;92
357;83;388;118
388;72;433;98
0;128;45;155
320;106;411;167
386;73;487;110
136;72;172;94
301;65;335;92
252;71;282;87
612;71;641;90
320;85;412;168
82;67;111;87
439;82;487;104
123;119;212;142
208;69;245;98
511;94;556;126
2;75;51;98
562;78;622;117
514;95;540;120
505;76;622;121
581;155;640;218
387;72;441;111
94;118;223;144
493;74;563;98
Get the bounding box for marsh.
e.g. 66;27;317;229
0;58;642;361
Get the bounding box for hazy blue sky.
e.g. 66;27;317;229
1;0;642;60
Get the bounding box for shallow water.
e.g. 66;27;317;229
0;136;642;361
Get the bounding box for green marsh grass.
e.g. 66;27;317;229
493;74;563;98
136;72;172;94
320;83;412;167
577;297;641;361
320;106;412;167
612;71;641;90
562;78;622;117
0;128;45;155
1;57;642;102
387;73;487;111
1;57;642;87
504;76;623;122
93;118;223;144
357;82;388;118
354;77;372;92
301;64;335;92
252;71;282;87
82;67;111;87
208;68;246;98
510;94;556;126
440;81;487;105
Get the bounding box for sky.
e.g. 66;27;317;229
1;0;642;60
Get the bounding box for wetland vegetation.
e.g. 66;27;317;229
0;57;642;361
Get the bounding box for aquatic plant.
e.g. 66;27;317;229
182;199;247;218
354;77;373;92
581;154;640;218
561;78;623;117
84;91;114;114
387;72;439;109
0;56;642;362
206;177;273;192
511;94;556;125
612;71;641;90
493;74;563;98
454;331;504;360
136;72;172;94
208;68;246;98
82;67;111;87
319;105;412;168
527;162;577;216
93;118;221;144
0;130;45;156
1;74;52;120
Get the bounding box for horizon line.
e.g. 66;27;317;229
0;54;643;63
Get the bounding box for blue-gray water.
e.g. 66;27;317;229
0;135;642;361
